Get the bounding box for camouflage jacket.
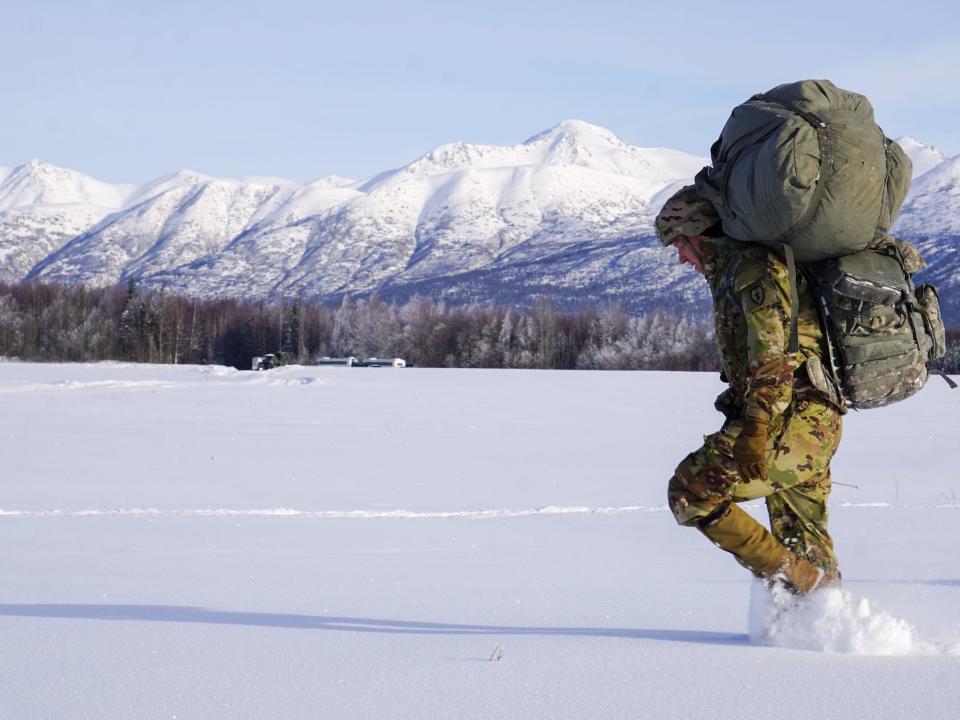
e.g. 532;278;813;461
704;237;840;424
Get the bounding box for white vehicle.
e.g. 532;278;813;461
316;356;360;367
251;354;280;371
364;357;406;368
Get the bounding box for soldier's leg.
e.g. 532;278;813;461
668;410;840;592
668;424;823;589
667;424;743;527
764;398;843;572
766;471;836;571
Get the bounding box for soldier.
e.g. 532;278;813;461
655;186;845;595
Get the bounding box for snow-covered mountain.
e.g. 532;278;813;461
15;121;709;314
893;153;960;323
896;137;948;179
4;124;959;321
896;155;960;237
0;161;135;283
0;159;132;211
34;171;299;287
269;121;704;305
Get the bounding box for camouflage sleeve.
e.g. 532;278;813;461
736;255;798;424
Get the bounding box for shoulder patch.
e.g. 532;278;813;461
741;278;779;312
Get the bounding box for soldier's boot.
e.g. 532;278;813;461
779;559;841;595
697;503;837;595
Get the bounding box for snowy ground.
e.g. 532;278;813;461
2;362;959;719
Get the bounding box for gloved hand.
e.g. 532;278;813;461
713;387;740;420
733;419;769;483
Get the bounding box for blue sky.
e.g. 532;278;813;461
3;0;957;183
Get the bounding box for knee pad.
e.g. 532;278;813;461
667;474;705;527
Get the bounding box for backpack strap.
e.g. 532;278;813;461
721;250;742;312
783;243;800;355
723;240;801;355
800;264;843;385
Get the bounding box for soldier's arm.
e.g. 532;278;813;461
736;255;797;424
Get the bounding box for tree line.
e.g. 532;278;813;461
0;280;721;371
3;280;957;373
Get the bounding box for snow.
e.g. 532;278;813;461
896;137;948;179
749;582;932;655
11;122;710;307
398;120;704;188
269;122;708;298
0;161;139;283
895;154;960;237
5;128;957;318
0;160;134;212
2;362;959;719
125;169;215;206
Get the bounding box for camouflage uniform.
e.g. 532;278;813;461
667;237;845;572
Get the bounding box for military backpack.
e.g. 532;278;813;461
695;79;947;408
804;238;946;409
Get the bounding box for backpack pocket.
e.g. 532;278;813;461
838;302;907;338
915;284;946;360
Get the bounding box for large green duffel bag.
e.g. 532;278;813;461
694;79;912;262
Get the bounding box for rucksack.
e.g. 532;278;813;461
695;79;947;408
694;79;912;261
804;238;946;409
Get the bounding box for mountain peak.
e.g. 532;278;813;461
125;168;214;205
303;175;357;191
360;121;706;194
524;119;625;148
893;151;960;238
0;159;132;212
12;158;73;179
914;152;960;183
895;137;948;178
168;168;212;184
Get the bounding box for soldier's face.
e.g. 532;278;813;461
674;236;706;273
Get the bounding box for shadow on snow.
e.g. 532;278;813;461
0;603;748;647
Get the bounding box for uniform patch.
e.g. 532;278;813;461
742;278;778;312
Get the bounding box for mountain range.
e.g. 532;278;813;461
2;121;957;322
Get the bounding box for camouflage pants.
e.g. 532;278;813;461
668;398;843;570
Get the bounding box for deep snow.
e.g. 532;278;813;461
1;363;959;719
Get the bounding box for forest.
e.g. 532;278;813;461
2;280;957;374
0;280;724;371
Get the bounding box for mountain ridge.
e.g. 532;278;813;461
2;123;957;323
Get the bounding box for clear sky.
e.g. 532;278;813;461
3;0;957;184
